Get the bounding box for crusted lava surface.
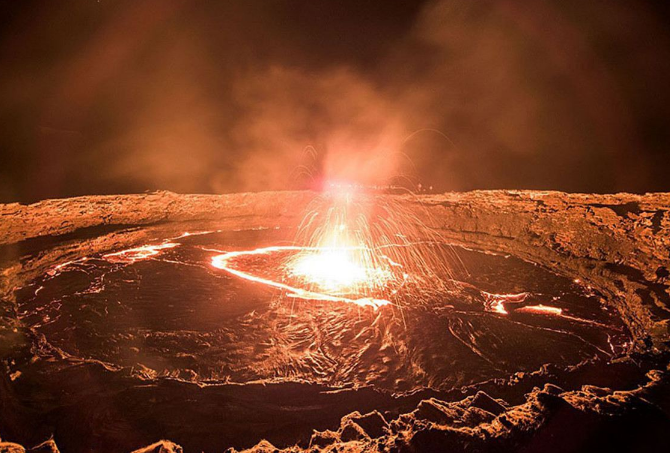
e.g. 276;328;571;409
1;190;669;453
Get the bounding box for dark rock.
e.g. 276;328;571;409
535;390;570;411
462;407;496;427
309;430;338;448
339;420;368;442
27;439;59;453
0;442;25;453
349;411;389;438
542;383;564;395
581;385;612;397
405;426;477;453
469;391;507;415
130;440;183;453
415;398;461;425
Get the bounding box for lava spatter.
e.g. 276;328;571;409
211;246;393;309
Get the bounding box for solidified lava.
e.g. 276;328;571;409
13;229;627;391
1;190;669;453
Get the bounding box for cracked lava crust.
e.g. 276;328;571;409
1;190;669;453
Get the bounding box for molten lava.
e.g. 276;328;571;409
288;246;394;293
285;218;403;299
210;188;456;308
211;246;392;308
103;242;179;264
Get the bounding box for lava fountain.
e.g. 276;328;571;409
211;186;457;308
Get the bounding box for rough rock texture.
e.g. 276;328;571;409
130;441;182;453
225;366;670;453
1;190;669;453
410;191;670;350
0;438;59;453
2;190;668;348
0;191;315;246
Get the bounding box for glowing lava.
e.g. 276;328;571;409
516;304;563;316
103;242;179;264
288;246;393;293
211;246;392;309
211;188;456;309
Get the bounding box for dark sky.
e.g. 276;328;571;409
1;0;670;202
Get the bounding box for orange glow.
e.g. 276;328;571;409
285;212;401;298
211;246;391;309
211;188;457;309
103;242;178;264
483;292;528;315
516;304;563;316
47;257;89;276
492;300;508;315
289;247;393;293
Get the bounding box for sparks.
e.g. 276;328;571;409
210;188;457;309
288;247;392;292
211;246;391;309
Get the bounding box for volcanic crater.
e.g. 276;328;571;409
1;190;669;453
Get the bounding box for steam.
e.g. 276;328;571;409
1;0;667;201
225;66;411;191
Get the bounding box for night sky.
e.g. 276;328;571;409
1;0;670;203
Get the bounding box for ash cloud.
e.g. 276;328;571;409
1;0;669;202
